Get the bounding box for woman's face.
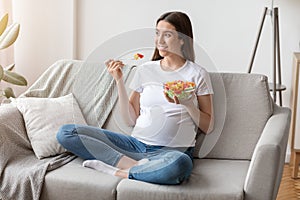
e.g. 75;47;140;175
155;20;184;58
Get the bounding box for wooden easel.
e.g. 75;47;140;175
248;7;286;106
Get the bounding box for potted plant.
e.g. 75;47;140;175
0;13;27;100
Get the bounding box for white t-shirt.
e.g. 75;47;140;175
129;60;213;147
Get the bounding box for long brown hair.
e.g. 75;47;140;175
151;11;195;62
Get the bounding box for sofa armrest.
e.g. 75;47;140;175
244;104;291;200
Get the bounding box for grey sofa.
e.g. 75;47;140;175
1;60;291;200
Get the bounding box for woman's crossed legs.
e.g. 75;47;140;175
56;124;193;185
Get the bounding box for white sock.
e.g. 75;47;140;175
82;160;119;176
137;158;149;165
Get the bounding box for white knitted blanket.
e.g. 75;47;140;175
21;59;132;126
0;59;132;200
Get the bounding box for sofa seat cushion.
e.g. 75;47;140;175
117;159;250;200
40;157;122;200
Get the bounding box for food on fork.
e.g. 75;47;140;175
133;53;144;60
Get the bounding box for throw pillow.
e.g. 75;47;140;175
11;93;87;159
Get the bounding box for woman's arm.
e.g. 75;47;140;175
129;91;140;119
117;80;140;126
185;94;214;134
106;60;140;126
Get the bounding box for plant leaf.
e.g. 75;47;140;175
0;23;20;50
0;13;8;37
0;65;3;80
2;70;27;86
3;87;15;98
4;63;15;71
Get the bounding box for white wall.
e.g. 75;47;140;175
12;0;75;93
10;0;300;156
75;0;298;101
76;0;300;104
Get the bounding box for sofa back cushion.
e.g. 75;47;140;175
194;73;273;160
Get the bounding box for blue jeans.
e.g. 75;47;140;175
56;124;194;185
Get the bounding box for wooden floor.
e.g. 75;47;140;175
277;164;300;200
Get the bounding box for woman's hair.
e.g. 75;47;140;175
151;11;195;62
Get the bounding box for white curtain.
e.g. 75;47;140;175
0;0;14;68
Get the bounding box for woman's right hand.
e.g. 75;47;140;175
105;59;125;82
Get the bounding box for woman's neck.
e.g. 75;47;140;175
160;56;186;71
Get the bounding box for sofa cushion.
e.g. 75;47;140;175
195;73;273;160
116;159;249;200
11;93;87;159
40;157;122;200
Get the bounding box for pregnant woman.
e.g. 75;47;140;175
57;11;214;185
